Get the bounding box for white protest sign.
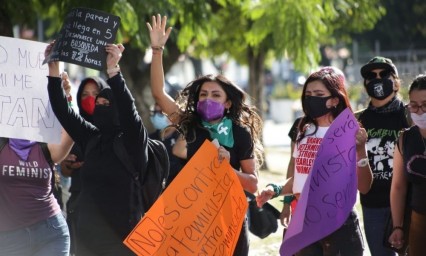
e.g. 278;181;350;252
0;36;62;143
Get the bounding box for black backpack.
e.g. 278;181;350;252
88;134;169;219
141;139;170;213
0;137;63;209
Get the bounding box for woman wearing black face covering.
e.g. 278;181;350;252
257;67;373;255
356;56;411;256
60;76;107;255
45;42;147;256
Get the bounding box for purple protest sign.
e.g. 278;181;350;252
280;108;359;256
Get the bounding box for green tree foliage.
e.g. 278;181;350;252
0;0;385;117
353;0;426;52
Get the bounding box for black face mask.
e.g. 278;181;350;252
303;95;333;118
365;78;394;100
93;105;118;131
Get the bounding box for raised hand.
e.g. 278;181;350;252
146;14;172;48
61;72;71;93
105;43;124;70
45;41;60;77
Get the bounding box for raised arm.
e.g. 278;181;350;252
47;71;74;163
45;42;96;146
146;15;179;122
105;44;147;147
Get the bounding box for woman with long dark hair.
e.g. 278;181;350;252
147;14;263;255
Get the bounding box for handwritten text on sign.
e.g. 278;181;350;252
281;108;359;256
124;140;248;256
0;36;61;143
45;8;120;70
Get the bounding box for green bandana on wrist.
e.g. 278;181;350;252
202;117;234;147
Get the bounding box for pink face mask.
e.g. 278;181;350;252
81;96;96;115
196;99;225;122
411;112;426;129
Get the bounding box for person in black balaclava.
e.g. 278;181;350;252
356;56;410;256
46;42;147;256
60;76;107;256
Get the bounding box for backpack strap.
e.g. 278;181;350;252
38;142;60;205
0;137;8;152
112;133;144;222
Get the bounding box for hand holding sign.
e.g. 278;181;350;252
44;8;121;71
280;108;360;256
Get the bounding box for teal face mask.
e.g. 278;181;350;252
150;113;169;130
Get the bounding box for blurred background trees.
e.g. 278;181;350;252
1;0;425;120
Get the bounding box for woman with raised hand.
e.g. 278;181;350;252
147;14;263;256
45;41;148;255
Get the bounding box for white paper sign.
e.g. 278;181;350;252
0;36;61;143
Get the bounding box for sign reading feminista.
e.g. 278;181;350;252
0;36;61;143
43;7;120;70
281;108;359;256
124;140;248;256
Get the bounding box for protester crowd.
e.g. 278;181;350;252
1;12;426;256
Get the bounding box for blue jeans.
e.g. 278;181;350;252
0;213;70;256
362;206;398;256
296;210;364;256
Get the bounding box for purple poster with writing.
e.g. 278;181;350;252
280;108;359;256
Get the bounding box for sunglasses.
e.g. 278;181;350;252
365;69;393;80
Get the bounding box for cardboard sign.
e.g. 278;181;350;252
44;7;120;70
124;140;248;256
281;108;359;256
0;36;61;143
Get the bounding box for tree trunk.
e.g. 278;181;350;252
119;42;181;131
247;47;268;170
247;47;266;120
0;8;13;37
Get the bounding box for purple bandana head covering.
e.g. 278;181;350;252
9;138;37;161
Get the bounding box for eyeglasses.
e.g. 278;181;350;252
365;69;393;81
406;103;426;113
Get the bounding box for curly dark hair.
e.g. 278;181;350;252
297;67;352;143
174;74;264;167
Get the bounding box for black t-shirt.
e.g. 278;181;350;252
186;123;254;170
357;106;409;208
399;126;426;214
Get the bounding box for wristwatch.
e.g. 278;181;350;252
357;158;369;167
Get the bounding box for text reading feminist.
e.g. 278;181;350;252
124;140;248;256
